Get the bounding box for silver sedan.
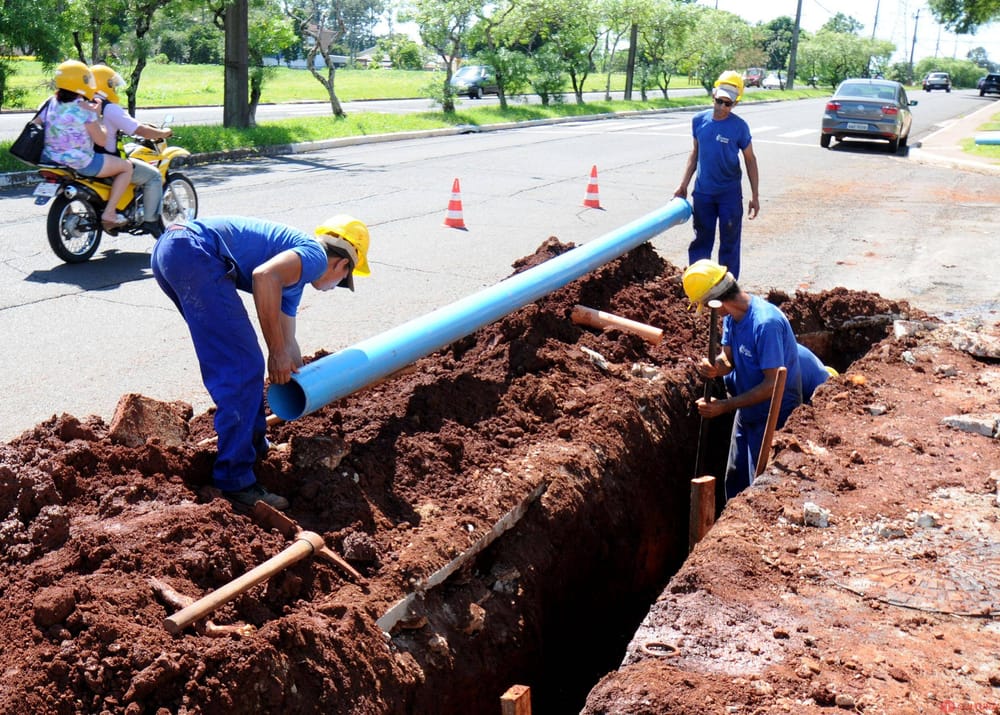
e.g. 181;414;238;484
820;79;917;153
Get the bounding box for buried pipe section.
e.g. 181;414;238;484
269;198;692;421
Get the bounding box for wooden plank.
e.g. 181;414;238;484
377;481;548;634
688;475;716;551
500;684;531;715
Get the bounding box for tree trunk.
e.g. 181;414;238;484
223;0;250;128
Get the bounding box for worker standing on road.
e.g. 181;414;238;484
683;259;801;500
674;70;760;279
90;64;174;236
150;215;371;511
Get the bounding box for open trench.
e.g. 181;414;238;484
0;240;912;715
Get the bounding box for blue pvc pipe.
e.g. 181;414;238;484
268;198;692;421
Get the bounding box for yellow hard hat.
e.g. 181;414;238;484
682;259;734;307
91;64;126;104
315;215;371;290
714;70;744;102
54;60;96;100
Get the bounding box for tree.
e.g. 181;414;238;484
967;46;992;70
636;0;698;99
680;7;753;94
0;0;65;109
405;0;479;114
246;0;297;122
599;0;653;101
533;0;603;104
528;43;566;105
72;0;178;116
820;13;864;35
763;16;794;72
466;0;521;108
341;0;387;55
377;33;427;69
929;0;1000;33
281;0;350;117
797;30;893;88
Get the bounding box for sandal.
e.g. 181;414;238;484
101;213;128;231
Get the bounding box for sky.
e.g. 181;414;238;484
700;0;1000;65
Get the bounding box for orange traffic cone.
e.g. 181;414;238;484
444;178;467;230
583;165;602;209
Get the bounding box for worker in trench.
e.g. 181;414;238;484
683;259;828;500
150;215;371;511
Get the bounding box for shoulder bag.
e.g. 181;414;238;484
9;100;50;166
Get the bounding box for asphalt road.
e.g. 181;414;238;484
1;89;997;442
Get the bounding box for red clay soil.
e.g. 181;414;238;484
1;239;997;715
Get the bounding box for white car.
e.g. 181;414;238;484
762;72;784;90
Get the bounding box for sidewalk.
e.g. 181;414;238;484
909;99;1000;174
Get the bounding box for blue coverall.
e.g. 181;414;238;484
687;108;753;279
150;217;328;492
721;296;802;499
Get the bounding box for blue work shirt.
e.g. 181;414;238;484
722;296;802;423
692;109;752;195
185;216;329;316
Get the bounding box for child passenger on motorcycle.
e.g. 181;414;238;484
91;64;174;236
40;60;133;232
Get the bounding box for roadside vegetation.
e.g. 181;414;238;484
0;65;825;174
3;0;998;172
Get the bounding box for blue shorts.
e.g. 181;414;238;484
77;152;107;177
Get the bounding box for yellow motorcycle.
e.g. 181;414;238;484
32;124;198;263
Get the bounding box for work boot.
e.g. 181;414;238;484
222;482;289;512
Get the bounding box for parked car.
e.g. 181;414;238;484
820;78;917;153
449;65;498;99
980;73;1000;96
743;68;765;88
922;72;951;92
762;71;784;90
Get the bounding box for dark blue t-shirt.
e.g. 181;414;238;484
185;216;328;316
692;109;752;194
722;296;802;423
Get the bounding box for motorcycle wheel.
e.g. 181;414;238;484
161;173;198;225
46;194;102;264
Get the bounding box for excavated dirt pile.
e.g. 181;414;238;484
2;238;995;715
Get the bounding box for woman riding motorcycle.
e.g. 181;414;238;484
40;60;133;232
91;64;173;236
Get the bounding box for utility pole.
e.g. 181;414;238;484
786;0;802;90
868;0;880;76
908;9;920;84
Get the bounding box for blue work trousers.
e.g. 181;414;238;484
150;231;266;492
689;188;744;279
725;405;794;501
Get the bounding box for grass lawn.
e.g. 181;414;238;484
960;112;1000;160
5;60;709;109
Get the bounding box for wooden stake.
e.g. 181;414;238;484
755;366;787;477
500;684;531;715
571;304;663;344
688;475;716;551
